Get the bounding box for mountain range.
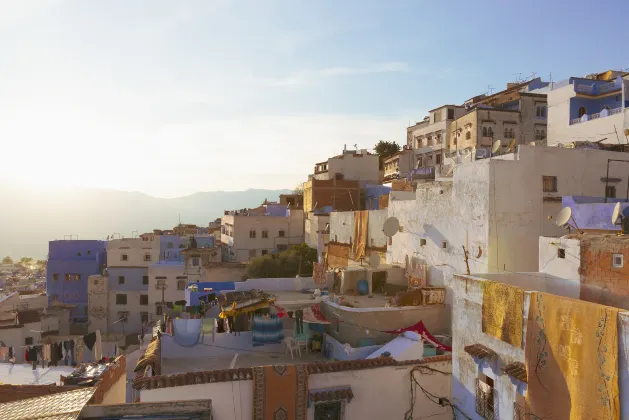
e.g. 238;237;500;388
0;184;291;259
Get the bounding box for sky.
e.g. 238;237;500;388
0;0;628;198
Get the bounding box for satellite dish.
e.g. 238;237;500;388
612;202;622;225
529;141;536;146
491;139;502;154
554;207;572;227
444;157;456;176
383;217;400;237
368;253;381;267
507;139;517;152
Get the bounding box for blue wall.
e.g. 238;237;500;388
185;281;235;305
569;95;622;119
563;196;629;231
46;240;106;320
107;267;149;292
159;235;185;262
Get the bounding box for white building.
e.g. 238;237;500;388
386;145;629;297
312;148;380;184
221;205;304;262
547;71;629;146
148;261;187;318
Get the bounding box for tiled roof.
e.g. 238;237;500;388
309;387;354;405
0;385;78;404
502;361;527;383
464;344;496;359
133;354;451;390
0;387;95;420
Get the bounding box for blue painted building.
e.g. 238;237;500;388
562;196;629;231
46;240;106;321
185;281;235;305
159;235;186;262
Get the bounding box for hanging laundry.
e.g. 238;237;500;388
252;315;284;347
173;319;202;347
295;310;304;334
83;332;96;350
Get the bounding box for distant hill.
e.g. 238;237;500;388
0;185;292;259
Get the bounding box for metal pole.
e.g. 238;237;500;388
606;159;610;203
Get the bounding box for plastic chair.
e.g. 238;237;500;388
284;337;301;359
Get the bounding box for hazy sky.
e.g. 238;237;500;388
1;0;627;198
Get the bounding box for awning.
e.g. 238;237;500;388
502;361;527;383
464;343;496;360
308;386;354;407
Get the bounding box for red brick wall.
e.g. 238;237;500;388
310;179;361;212
579;237;629;310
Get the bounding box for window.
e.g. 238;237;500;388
87;250;91;255
420;239;427;246
192;257;200;267
466;131;471;140
475;375;494;420
52;273;59;282
51;294;59;301
118;276;125;285
121;253;128;261
262;229;269;239
542;176;558;192
279;230;285;237
118;311;129;323
116;294;127;305
578;106;587;118
606;185;616;198
93;278;99;286
155;303;164;315
442;240;447;249
141;312;149;324
536;106;547;117
558;249;566;259
177;280;186;290
140;294;148;305
74;274;81;281
65;274;71;281
249;229;256;239
540;129;546;140
436;153;442;164
314;401;343;420
142;275;149;285
447;108;455;119
261;250;268;256
77;252;81;257
613;254;624;268
144;253;152;262
249;249;256;258
25;337;33;345
167;242;174;249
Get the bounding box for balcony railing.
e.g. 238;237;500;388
575;80;621;95
570;107;623;125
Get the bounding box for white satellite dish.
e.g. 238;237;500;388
552;207;584;234
368;253;381;267
491;139;502;155
612;202;622;225
383;217;400;237
507;139;517;153
554;207;572;227
529;141;536;146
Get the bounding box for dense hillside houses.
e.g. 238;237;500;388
2;68;629;419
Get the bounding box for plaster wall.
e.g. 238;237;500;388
200;266;247;283
321;301;449;347
324;153;380;183
141;361;452;420
148;263;187;311
538;236;581;281
88;275;109;335
304;214;329;250
329;209;388;248
100;373;127;405
107;290;145;334
107;238;160;268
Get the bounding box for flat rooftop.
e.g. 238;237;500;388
0;363;75;385
162;351;326;375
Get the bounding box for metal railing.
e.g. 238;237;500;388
569;107;623;125
475;379;495;420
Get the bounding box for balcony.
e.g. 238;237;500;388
570;107;622;125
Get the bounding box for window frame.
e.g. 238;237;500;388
140;294;149;305
121;253;128;261
613;253;624;268
116;294;127;305
118;276;125;285
278;230;286;238
314;400;344;420
542;176;558;193
177;280;186;290
142;275;149;285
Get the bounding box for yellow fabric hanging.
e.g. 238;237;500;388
351;210;369;261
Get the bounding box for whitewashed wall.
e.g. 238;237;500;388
538;236;581;281
140;361;452;420
329;209;388;248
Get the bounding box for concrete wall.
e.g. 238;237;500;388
324;152;380;184
538;236;581;281
320;300;449;347
329;209;388;249
141;361;452;420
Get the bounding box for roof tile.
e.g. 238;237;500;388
502;361;527;383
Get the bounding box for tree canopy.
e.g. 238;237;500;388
245;243;318;279
374;140;401;169
2;256;13;265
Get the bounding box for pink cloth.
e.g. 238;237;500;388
384;320;451;352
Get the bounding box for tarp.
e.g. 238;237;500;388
384;320;451;352
173;319;202;347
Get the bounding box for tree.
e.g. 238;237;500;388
245;243;318;279
374;140;401;169
20;257;34;266
1;256;12;265
293;183;304;196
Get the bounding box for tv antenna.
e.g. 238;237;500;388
550;207;583;234
612;202;629;235
383;217;401;237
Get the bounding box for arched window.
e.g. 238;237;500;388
482;127;487;137
578;107;587;118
